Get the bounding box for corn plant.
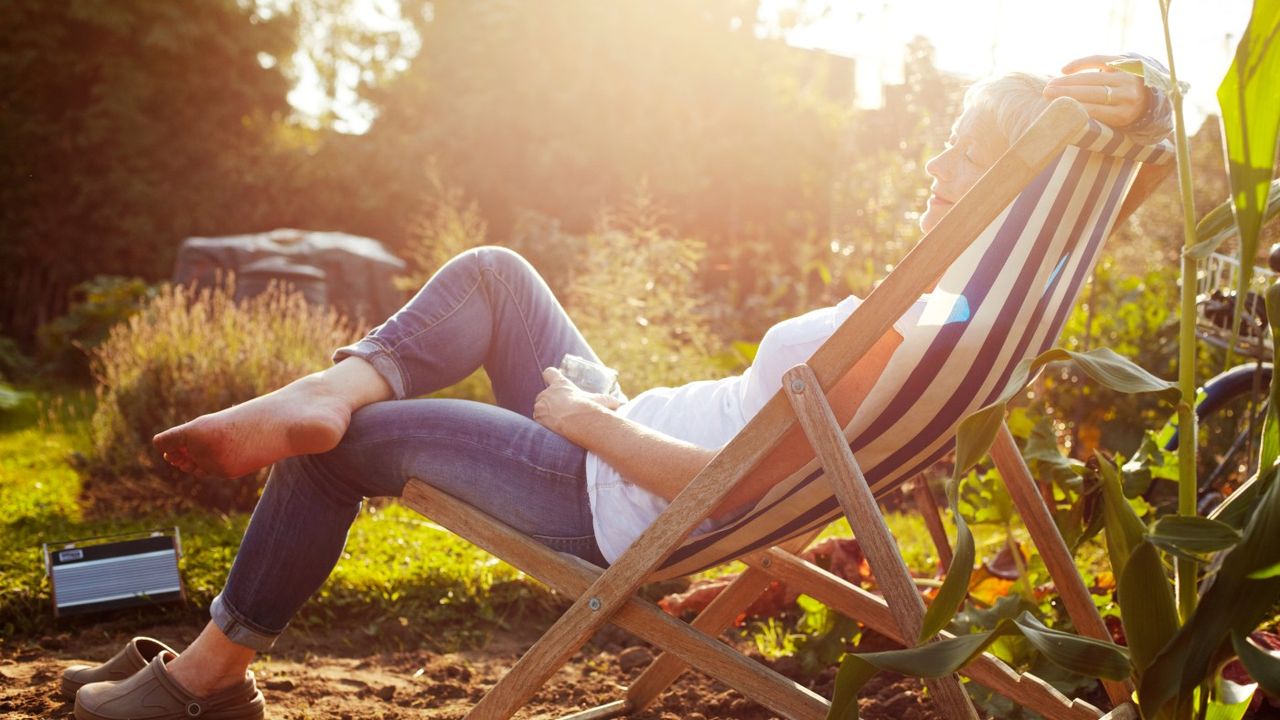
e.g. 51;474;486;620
827;3;1280;718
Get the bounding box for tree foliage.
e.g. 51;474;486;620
1;0;963;356
0;0;297;340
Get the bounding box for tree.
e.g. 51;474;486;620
0;0;296;342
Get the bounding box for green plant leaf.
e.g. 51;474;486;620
1066;347;1180;399
1117;541;1178;680
1024;416;1080;486
827;652;879;720
1186;179;1280;261
920;470;977;642
1139;467;1280;718
1147;516;1242;556
1210;465;1279;531
1232;631;1280;696
1247;560;1280;579
1012;611;1132;680
1218;3;1280;355
1258;283;1280;476
1098;452;1148;580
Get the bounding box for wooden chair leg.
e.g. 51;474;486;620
910;473;954;570
783;364;980;720
990;423;1132;706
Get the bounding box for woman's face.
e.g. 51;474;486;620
919;107;1002;234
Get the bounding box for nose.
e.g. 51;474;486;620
925;146;955;182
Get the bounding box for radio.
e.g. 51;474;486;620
43;529;185;617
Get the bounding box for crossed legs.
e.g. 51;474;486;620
149;246;608;697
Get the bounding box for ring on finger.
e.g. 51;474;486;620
1104;86;1113;105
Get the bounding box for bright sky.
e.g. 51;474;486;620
775;0;1255;126
296;0;1257;134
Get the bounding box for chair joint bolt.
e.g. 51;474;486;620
789;378;805;394
587;597;602;611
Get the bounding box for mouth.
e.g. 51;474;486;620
929;193;954;207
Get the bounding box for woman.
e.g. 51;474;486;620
69;55;1170;720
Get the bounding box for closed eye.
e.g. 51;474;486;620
946;136;983;166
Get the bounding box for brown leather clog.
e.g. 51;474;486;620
74;652;264;720
61;637;178;700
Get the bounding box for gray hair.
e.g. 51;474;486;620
959;72;1052;155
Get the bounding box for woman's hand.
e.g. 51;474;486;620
533;367;617;439
1043;54;1150;128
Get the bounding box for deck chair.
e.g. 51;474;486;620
400;97;1175;720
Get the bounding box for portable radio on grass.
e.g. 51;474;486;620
43;528;185;617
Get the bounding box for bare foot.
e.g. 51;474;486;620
153;373;353;479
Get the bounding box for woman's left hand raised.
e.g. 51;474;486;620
1043;54;1150;128
533;367;614;439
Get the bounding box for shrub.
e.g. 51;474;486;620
39;276;155;381
0;335;34;418
565;194;729;393
88;279;357;512
0;335;33;381
395;171;489;294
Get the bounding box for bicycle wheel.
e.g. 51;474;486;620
1156;362;1273;513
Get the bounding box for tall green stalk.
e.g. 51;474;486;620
1159;0;1200;623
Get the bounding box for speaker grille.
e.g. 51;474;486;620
51;550;181;609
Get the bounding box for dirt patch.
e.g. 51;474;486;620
0;618;946;720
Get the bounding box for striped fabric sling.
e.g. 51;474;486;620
655;120;1175;580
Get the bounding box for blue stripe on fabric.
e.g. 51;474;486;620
1045;254;1070;292
1033;157;1135;356
945;295;971;323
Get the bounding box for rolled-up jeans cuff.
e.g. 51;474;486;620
331;338;409;400
210;593;283;653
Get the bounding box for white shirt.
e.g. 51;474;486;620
584;294;929;563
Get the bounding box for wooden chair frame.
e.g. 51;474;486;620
400;98;1171;719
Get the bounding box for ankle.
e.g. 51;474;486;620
323;357;394;407
166;652;247;697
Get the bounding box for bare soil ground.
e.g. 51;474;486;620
0;616;945;720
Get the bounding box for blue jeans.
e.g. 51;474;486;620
210;246;609;651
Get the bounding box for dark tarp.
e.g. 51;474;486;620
174;229;406;323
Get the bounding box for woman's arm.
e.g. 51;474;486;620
533;368;717;502
533;326;903;521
